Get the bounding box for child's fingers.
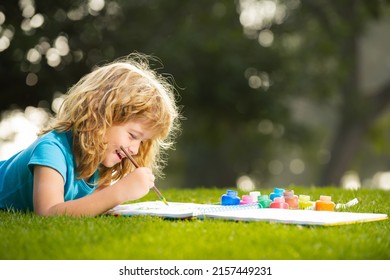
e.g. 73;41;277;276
131;167;155;189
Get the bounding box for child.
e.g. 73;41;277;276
0;53;181;216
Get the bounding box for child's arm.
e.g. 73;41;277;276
33;165;154;216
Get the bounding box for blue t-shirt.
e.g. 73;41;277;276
0;130;99;211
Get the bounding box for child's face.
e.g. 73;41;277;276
102;120;154;168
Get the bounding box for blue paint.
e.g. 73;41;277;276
221;190;240;205
269;187;284;201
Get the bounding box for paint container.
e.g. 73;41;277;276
298;195;315;210
221;190;241;205
249;191;261;202
270;197;289;209
270;187;284;201
315;195;335;211
240;195;253;205
258;195;272;208
283;189;299;209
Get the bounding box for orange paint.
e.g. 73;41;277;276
315;195;335;211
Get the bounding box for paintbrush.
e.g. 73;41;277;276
120;146;169;206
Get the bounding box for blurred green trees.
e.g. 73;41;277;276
0;0;389;189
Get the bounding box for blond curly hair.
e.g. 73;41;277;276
40;53;181;187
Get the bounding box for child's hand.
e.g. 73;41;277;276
120;167;155;201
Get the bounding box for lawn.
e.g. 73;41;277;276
0;186;389;260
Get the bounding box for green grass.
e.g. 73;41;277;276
1;187;389;260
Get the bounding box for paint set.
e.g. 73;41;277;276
220;187;358;211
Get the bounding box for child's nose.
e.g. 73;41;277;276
129;141;141;155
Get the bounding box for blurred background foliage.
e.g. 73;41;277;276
0;0;389;190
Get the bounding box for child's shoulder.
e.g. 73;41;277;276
39;130;71;142
34;130;73;152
